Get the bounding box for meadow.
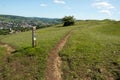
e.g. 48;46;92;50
0;25;74;80
0;20;120;80
60;20;120;80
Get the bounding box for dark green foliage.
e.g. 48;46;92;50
12;27;31;32
62;16;75;26
0;27;31;35
0;29;9;35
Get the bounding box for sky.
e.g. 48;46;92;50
0;0;120;20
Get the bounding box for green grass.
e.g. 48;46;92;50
1;26;73;48
0;25;74;80
0;21;120;80
60;21;120;80
93;21;120;36
0;46;6;58
0;35;7;40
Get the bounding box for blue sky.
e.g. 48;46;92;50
0;0;120;20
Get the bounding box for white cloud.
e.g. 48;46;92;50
93;1;114;9
99;10;111;15
92;1;115;16
40;4;48;7
53;0;65;4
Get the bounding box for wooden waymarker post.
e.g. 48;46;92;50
32;26;36;48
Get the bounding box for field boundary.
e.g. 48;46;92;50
45;29;73;80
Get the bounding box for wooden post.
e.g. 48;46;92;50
32;26;36;47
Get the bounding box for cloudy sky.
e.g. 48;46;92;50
0;0;120;20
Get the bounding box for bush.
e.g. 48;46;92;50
0;29;9;35
62;16;75;26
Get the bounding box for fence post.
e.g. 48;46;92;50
32;26;36;47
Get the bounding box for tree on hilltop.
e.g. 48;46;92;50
62;16;75;26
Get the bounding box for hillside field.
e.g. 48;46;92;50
0;20;120;80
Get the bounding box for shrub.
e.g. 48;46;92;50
62;16;75;26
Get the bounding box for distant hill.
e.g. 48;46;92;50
0;15;62;29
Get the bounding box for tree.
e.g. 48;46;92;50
62;16;75;26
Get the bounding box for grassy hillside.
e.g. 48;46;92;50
0;25;74;80
0;20;120;80
60;20;120;80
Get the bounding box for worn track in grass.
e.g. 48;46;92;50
45;30;73;80
0;42;15;54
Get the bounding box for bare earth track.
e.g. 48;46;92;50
45;30;73;80
0;42;15;54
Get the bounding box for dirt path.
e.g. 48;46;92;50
45;30;73;80
0;42;15;54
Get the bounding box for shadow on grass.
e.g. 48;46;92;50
11;47;39;57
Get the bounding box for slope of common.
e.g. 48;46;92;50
60;20;120;80
0;25;74;80
0;20;120;80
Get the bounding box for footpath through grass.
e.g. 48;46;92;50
0;25;74;80
0;21;120;80
60;21;120;80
